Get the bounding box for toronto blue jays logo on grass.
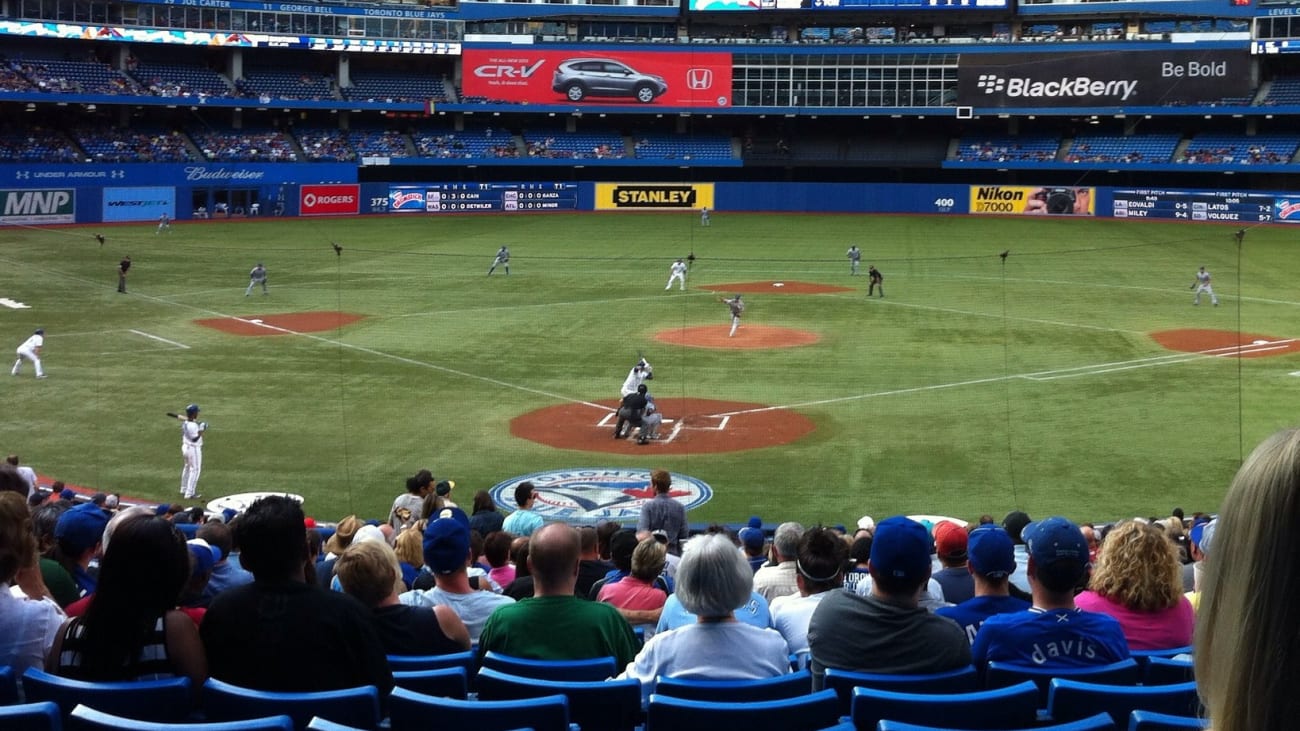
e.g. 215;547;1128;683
489;468;712;525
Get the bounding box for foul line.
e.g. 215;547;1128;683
128;329;191;350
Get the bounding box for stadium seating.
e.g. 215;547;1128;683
348;129;410;158
823;666;979;714
21;668;193;724
954;136;1060;163
633;134;733;161
200;679;380;731
1127;710;1209;730
645;689;841;731
1262;76;1300;105
189;128;298;162
479;651;616;681
1065;134;1181;164
985;659;1141;706
293;129;355;162
1127;647;1194;668
876;714;1117;731
385;650;476;673
1046;679;1200;725
475;666;643;731
523;129;625;159
132;61;232;98
0;665;17;705
69;705;293;731
0;701;61;731
71;126;195;163
342;73;451;104
14;58;142;95
236;68;333;101
849;681;1039;730
652;669;814;702
304;720;369;731
1179;134;1299;165
1141;657;1195;686
388;687;571;731
391;667;468;699
0;125;80;163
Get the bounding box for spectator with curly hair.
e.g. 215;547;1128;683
1075;519;1194;650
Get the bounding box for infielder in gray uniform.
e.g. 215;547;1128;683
245;262;268;296
847;246;861;275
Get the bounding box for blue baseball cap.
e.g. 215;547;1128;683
869;516;931;582
1190;518;1218;556
187;538;224;577
738;526;766;551
967;525;1016;578
54;502;110;554
423;507;471;574
1023;516;1088;569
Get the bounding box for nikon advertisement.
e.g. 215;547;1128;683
595;183;715;211
958;51;1249;108
969;186;1095;216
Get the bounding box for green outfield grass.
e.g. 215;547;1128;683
3;212;1297;526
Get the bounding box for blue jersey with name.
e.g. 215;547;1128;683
971;607;1130;669
936;595;1031;645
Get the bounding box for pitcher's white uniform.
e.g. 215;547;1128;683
1192;267;1219;306
620;359;653;397
666;259;687;291
11;329;45;378
180;405;206;499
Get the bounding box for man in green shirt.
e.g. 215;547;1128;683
478;522;638;669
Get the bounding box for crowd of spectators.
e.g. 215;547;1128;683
3;428;1299;729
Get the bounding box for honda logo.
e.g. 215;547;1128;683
686;69;713;91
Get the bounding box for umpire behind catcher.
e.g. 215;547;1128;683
614;384;648;440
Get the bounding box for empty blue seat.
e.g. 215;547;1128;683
1127;647;1192;668
479;651;615;681
386;650;475;672
654;669;813;702
645;688;840;731
201;679;379;731
986;659;1141;706
1047;680;1200;725
1127;710;1208;730
69;704;291;731
877;712;1116;730
476;666;641;731
850;681;1039;730
0;701;61;731
824;666;979;714
304;719;369;731
391;667;467;699
388;686;570;731
22;668;193;723
1142;658;1194;686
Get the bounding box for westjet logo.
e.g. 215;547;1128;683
976;73;1139;101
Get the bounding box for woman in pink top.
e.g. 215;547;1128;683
484;531;516;588
1075;520;1194;650
598;538;668;617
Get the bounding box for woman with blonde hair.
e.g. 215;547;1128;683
393;524;424;590
1196;427;1300;731
1074;520;1193;650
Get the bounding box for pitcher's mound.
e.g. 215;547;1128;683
511;398;815;454
655;325;820;350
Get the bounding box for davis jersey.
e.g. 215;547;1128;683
971;607;1130;668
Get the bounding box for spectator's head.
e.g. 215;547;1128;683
676;533;754;619
186;538;222;596
650;469;672;494
795;525;848;594
483;531;513;569
1189;517;1216;562
510;536;530;578
336;539;403;608
237;496;308;581
772;521;805;562
596;520;620;560
1002;511;1032;545
0;492;37;585
967;524;1016;584
435;481;455;501
609;528;639;573
578;525;599;558
423;507;472;575
420;493;447;522
527;522;580;595
631;537;667;582
101;505;154;555
514;481;536;510
0;464;26;496
394;525;424;569
933;521;969;567
1023;516;1090;593
196;520;234;561
1197;428;1300;731
31;500;71;555
54;502;110;562
323;515;360;555
738;525;766;557
849;535;873;566
868;516;932;599
472;490;496;515
1088;519;1182;612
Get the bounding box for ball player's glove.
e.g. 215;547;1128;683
1190;285;1197;290
199;422;208;432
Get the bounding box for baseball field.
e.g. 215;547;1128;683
3;211;1297;526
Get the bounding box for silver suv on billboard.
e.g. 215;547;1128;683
552;58;668;103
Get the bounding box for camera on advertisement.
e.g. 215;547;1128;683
1035;187;1077;215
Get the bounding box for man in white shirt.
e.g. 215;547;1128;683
753;522;804;601
11;328;45;379
770;526;849;655
5;455;37;496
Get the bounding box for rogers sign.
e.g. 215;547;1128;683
463;49;732;108
300;184;359;216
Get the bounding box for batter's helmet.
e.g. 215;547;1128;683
34;328;44;335
186;404;201;417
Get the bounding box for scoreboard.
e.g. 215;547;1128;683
388;183;579;213
1111;189;1275;223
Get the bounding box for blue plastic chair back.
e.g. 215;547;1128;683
0;701;62;731
201;678;380;731
479;651;616;681
986;659;1141;706
1127;647;1193;669
304;719;371;731
391;667;468;699
68;704;292;731
823;666;979;715
1141;658;1195;686
850;681;1039;730
654;669;813;702
389;686;570;731
22;667;193;723
877;711;1117;731
645;688;841;731
1047;680;1200;725
0;664;18;705
385;651;476;673
476;666;641;731
1127;710;1209;730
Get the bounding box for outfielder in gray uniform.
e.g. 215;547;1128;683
847;246;861;275
245;263;268;296
488;246;510;276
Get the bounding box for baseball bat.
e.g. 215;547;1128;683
165;412;181;419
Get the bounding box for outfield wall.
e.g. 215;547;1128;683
2;163;1297;225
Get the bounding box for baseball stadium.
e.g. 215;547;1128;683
2;0;1300;725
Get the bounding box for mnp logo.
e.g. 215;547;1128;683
1;189;74;224
300;184;359;216
489;468;712;525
